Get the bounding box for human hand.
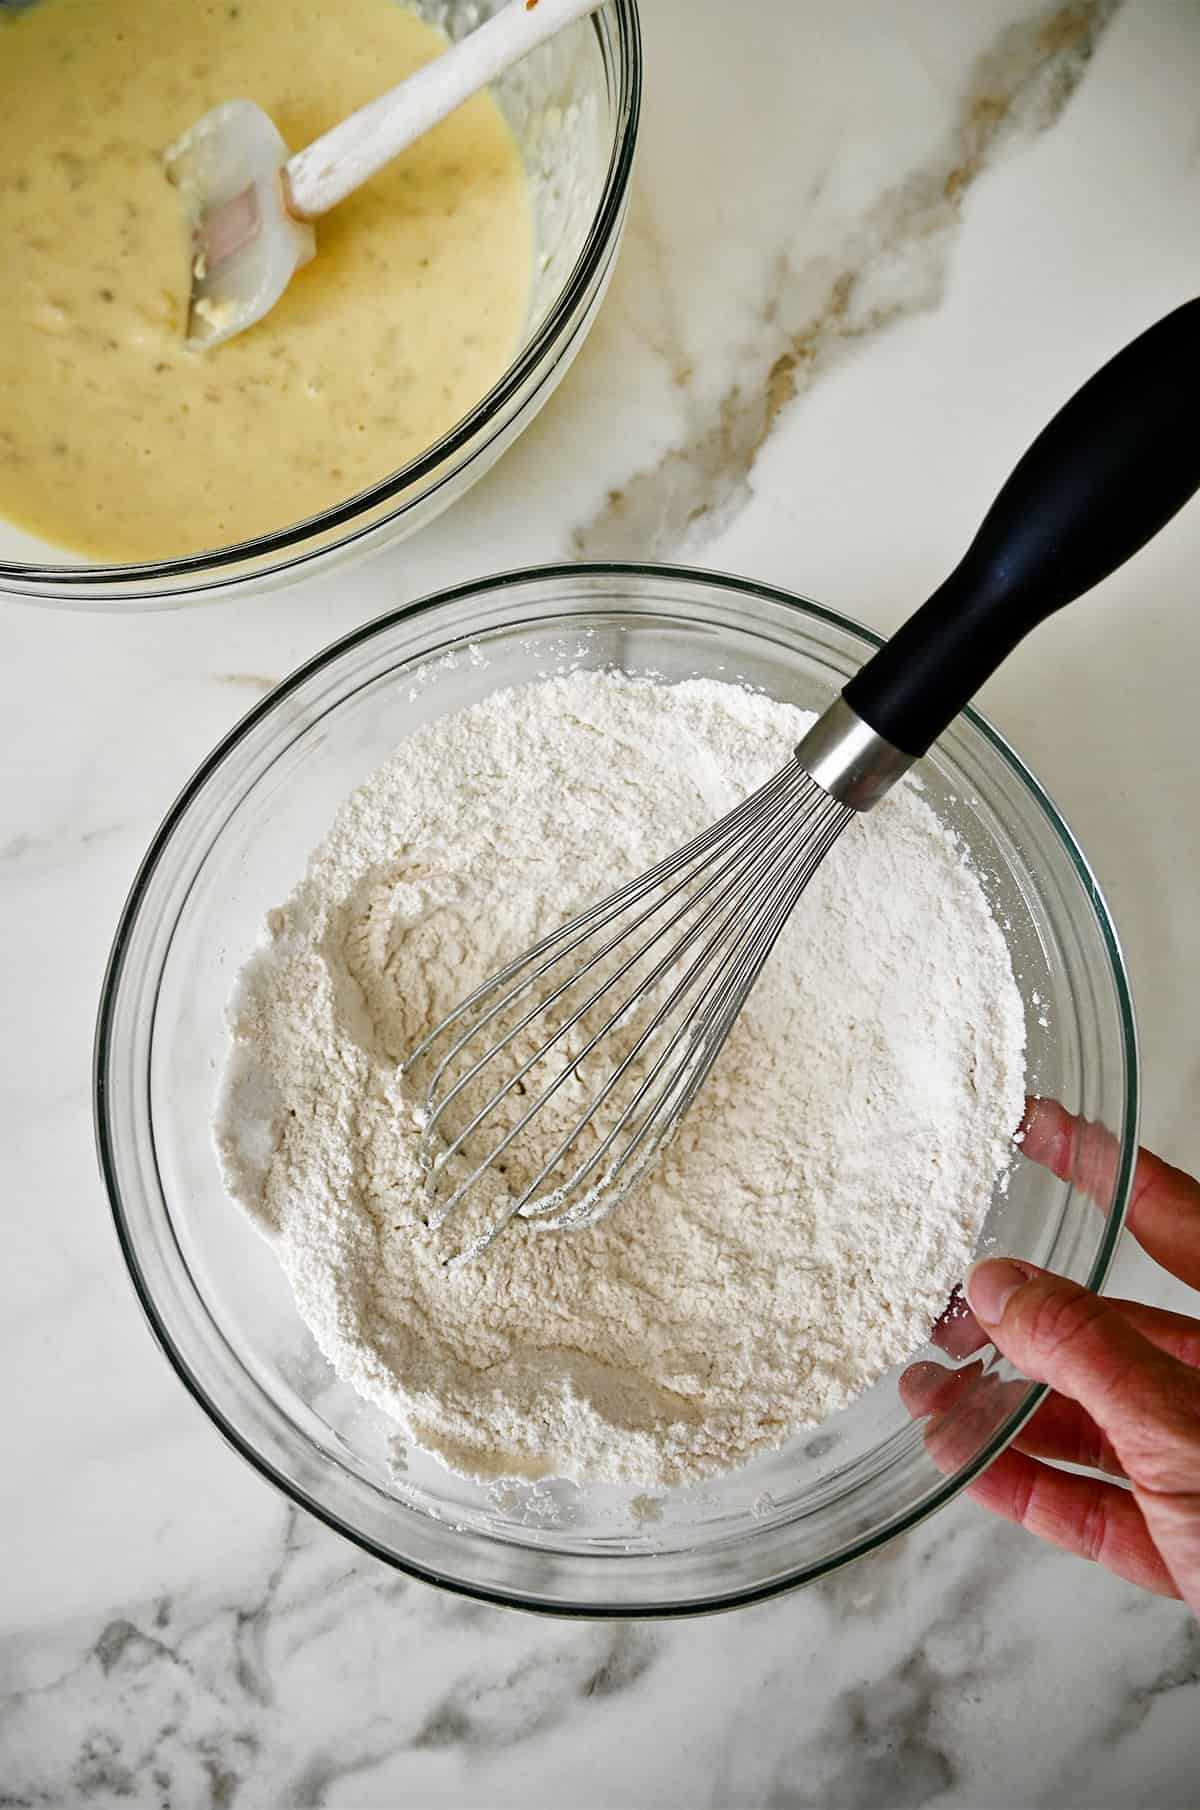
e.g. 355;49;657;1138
902;1099;1200;1611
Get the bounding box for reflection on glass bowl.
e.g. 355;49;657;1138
95;564;1137;1615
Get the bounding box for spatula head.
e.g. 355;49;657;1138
164;99;315;351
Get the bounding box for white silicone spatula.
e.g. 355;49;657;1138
164;0;600;351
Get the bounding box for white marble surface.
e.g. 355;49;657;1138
3;1;1199;1803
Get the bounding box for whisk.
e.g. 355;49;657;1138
405;299;1200;1262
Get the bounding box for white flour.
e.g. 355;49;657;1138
215;670;1025;1487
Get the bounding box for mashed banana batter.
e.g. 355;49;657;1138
0;0;532;560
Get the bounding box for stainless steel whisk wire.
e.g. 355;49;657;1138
404;760;853;1262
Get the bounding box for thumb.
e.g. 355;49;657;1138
964;1258;1200;1496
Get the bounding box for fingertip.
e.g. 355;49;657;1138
965;1256;1039;1325
898;1360;948;1414
1017;1096;1073;1177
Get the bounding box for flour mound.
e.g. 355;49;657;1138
215;671;1025;1487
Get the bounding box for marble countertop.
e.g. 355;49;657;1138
3;1;1199;1803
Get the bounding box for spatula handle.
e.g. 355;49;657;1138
843;298;1200;758
285;0;600;221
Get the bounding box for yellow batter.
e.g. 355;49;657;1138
0;0;532;561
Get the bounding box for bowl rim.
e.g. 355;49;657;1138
94;560;1139;1617
1;1;642;597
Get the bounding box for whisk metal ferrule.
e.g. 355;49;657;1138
795;697;913;812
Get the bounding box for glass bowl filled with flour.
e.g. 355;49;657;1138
0;0;638;606
96;567;1137;1614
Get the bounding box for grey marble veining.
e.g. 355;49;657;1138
3;1;1200;1805
574;0;1119;562
3;1499;1198;1806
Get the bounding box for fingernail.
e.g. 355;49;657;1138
965;1257;1031;1324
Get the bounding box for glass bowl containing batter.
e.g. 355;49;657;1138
95;566;1138;1615
0;0;639;606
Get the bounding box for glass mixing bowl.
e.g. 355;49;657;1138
1;2;639;609
95;565;1138;1615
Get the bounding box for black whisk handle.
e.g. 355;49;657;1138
843;298;1200;757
